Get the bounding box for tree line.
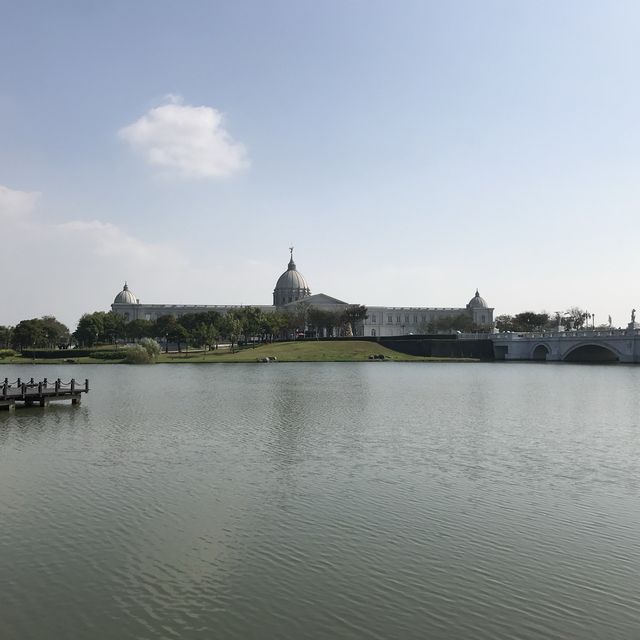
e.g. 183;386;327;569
0;303;369;351
495;307;610;333
1;304;607;351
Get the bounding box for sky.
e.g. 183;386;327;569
1;0;640;329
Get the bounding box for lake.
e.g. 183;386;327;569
1;362;639;639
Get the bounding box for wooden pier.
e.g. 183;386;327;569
1;378;89;411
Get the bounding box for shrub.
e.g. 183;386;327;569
0;349;16;359
139;338;161;360
89;350;125;360
21;349;94;359
124;344;152;364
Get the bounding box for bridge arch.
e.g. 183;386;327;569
563;342;619;363
531;343;551;361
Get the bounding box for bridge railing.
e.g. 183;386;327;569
488;329;636;340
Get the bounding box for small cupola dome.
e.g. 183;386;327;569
114;282;138;304
467;289;487;309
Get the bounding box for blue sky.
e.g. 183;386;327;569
2;1;639;328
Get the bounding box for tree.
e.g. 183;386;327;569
289;301;311;338
40;316;70;347
512;312;549;332
191;323;217;350
170;324;190;352
12;319;46;349
494;315;514;332
307;308;342;337
341;305;368;337
73;311;125;346
154;315;179;352
261;311;288;342
74;313;103;347
563;307;587;330
219;314;242;352
237;307;265;346
102;312;126;344
0;326;13;348
126;319;154;341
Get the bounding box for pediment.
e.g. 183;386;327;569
281;293;350;309
305;293;349;305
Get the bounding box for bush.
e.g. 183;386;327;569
139;338;161;360
124;344;152;364
89;350;125;360
0;349;16;359
21;349;94;359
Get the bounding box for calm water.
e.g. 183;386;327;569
1;362;640;639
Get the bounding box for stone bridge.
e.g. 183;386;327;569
486;328;640;363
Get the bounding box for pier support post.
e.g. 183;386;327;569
72;395;81;406
40;398;49;407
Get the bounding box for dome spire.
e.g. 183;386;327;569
273;247;310;306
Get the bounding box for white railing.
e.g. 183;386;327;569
488;329;638;340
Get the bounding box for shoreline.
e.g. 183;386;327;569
0;340;481;365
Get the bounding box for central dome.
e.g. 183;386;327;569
114;282;138;305
273;249;311;306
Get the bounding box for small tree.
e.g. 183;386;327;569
139;337;161;360
559;307;586;330
261;311;288;342
191;323;217;350
219;314;242;352
0;326;12;349
124;338;160;364
154;315;178;352
124;344;152;364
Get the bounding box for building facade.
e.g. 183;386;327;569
111;249;494;336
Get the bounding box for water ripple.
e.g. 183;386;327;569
1;363;640;638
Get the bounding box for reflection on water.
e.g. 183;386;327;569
1;362;640;639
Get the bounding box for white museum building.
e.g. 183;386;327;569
112;250;494;337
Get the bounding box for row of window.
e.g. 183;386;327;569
368;314;428;325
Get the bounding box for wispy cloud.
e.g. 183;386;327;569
0;185;40;219
0;184;272;328
118;96;249;178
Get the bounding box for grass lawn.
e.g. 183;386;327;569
0;341;478;364
157;341;474;363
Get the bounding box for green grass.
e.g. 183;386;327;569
0;341;478;364
155;341;474;363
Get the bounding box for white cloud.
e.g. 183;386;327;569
119;97;249;178
0;185;273;329
0;184;40;219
